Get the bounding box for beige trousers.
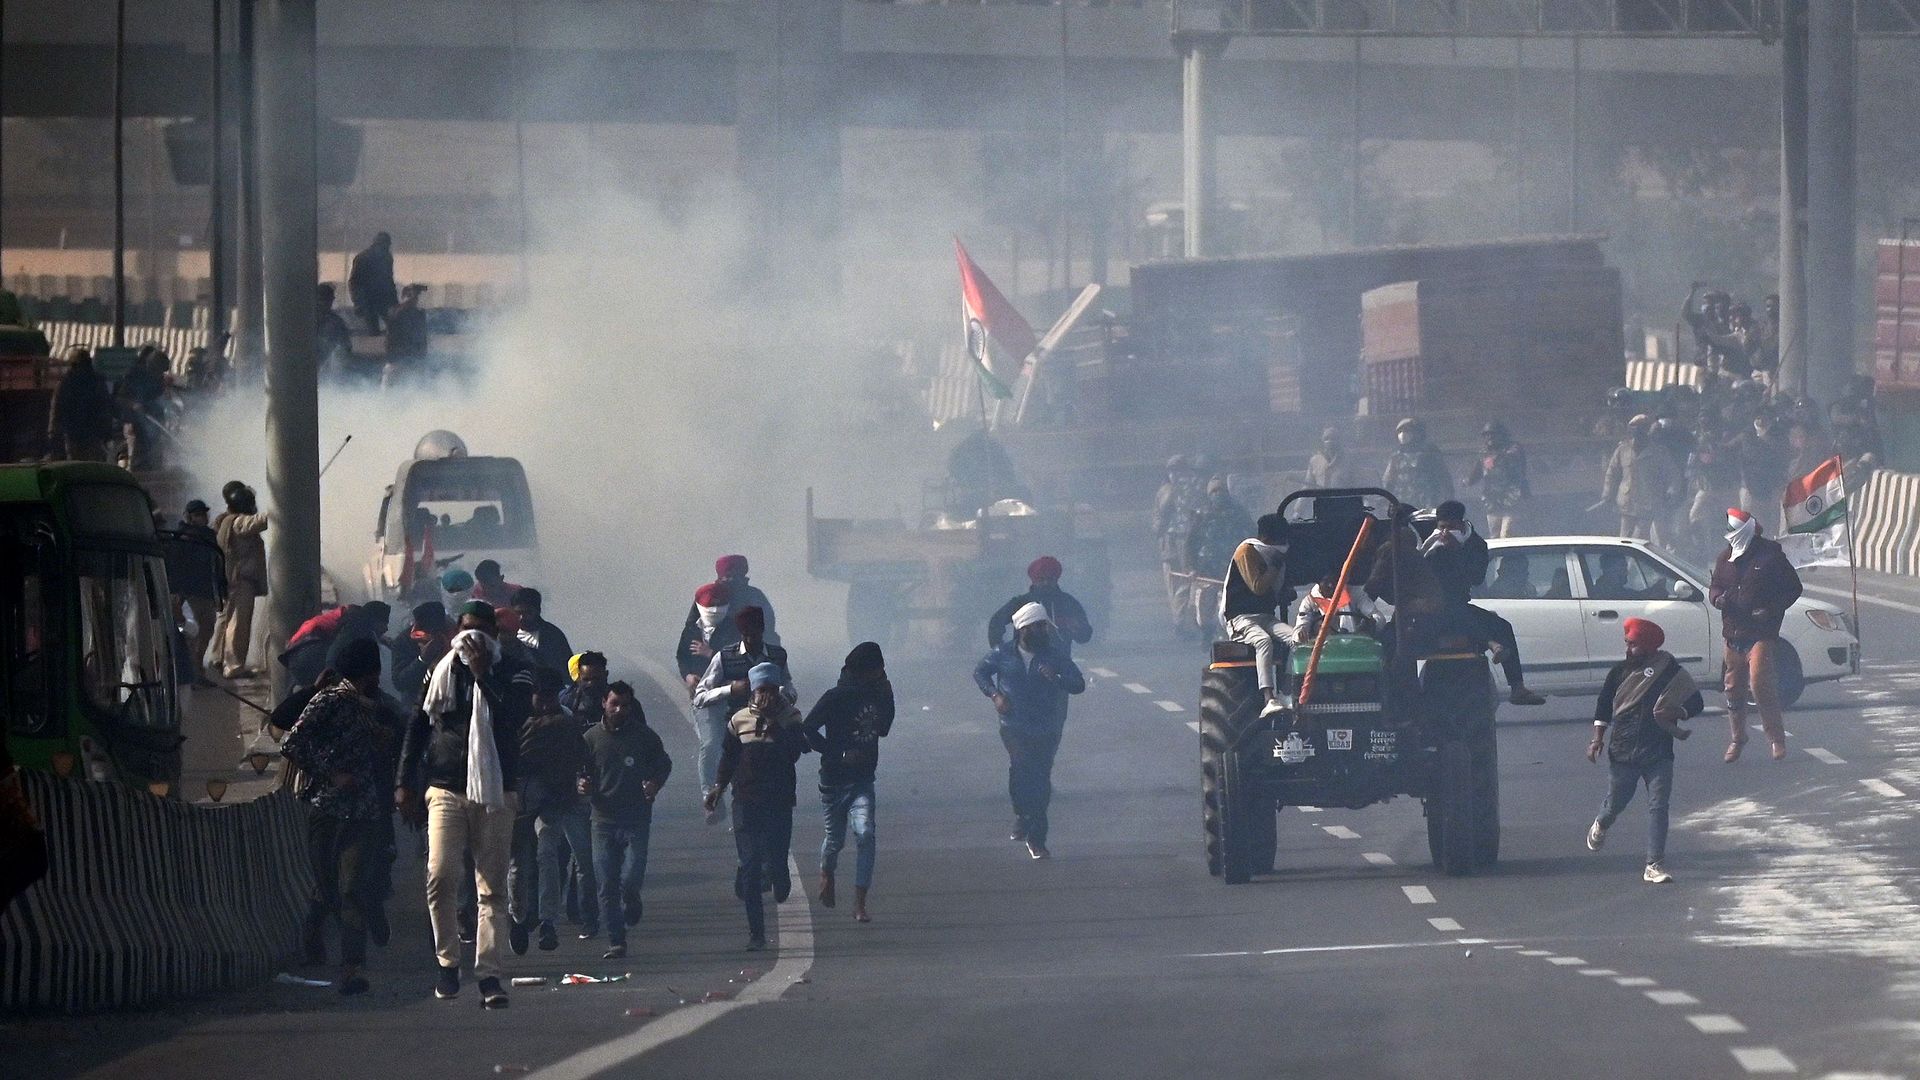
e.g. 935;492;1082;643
425;787;516;978
217;581;259;675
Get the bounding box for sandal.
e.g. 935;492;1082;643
1770;739;1788;761
1724;739;1747;763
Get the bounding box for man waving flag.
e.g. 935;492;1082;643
1780;455;1851;568
955;236;1037;399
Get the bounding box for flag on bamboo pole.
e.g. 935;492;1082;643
1780;455;1851;568
954;236;1037;400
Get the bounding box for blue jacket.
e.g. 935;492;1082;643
973;641;1085;729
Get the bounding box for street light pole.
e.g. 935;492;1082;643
112;0;126;348
1806;0;1857;404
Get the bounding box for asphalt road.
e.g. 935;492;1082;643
11;564;1920;1079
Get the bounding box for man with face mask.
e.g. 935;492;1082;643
1382;418;1453;512
1601;415;1678;543
675;582;739;691
212;480;270;679
1709;509;1802;763
1307;427;1358;490
974;604;1086;859
1464;421;1529;538
692;607;794;822
987;556;1093;655
704;663;810;949
1220;513;1300;718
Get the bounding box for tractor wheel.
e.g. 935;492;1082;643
1471;735;1500;869
1220;750;1254;885
1251;800;1278;875
1201;663;1265;876
1433;739;1477;877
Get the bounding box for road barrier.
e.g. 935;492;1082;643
39;322;216;375
1853;467;1920;577
1624;359;1707;392
0;771;312;1012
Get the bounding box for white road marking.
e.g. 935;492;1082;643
1807;582;1920;615
1258;941;1460;957
1805;747;1847;764
1646;990;1701;1006
1184;720;1202;733
1401;885;1436;904
1185;950;1252;958
525;855;814;1080
1427;917;1463;931
1123;682;1152;694
1155;700;1186;713
1493;944;1525;950
1322;825;1361;840
1729;1047;1797;1074
1361;852;1395;866
1687;1014;1749;1034
1547;957;1587;966
1614;976;1658;986
1296;806;1324;813
1863;778;1905;797
1517;949;1553;956
1088;667;1117;678
1456;937;1490;945
1579;969;1619;977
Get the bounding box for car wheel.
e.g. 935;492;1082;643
1773;642;1805;708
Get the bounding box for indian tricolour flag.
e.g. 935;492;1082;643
1780;455;1851;568
954;236;1037;400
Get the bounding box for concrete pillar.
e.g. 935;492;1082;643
254;0;320;699
1806;0;1857;404
232;0;263;372
1777;4;1809;398
1179;34;1227;258
734;0;842;304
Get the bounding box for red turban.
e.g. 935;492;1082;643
694;582;731;607
1622;617;1665;651
715;554;749;578
1028;555;1063;583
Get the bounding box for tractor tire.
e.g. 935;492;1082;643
1220;749;1254;885
1434;739;1477;877
1200;663;1265;877
1471;735;1500;869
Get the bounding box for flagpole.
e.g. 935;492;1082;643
1842;455;1862;653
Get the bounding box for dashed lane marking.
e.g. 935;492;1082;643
1427;917;1463;931
1579;969;1619;977
1362;852;1395;866
1297;806;1324;813
1517;949;1553;956
1155;700;1186;713
1687;1015;1749;1034
1863;778;1905;797
1614;976;1658;987
1185;720;1201;733
1123;682;1152;694
1646;990;1701;1006
1493;944;1525;950
1401;885;1436;904
1547;957;1588;966
1322;825;1361;840
1088;667;1117;678
1456;937;1490;945
1728;1047;1797;1074
1805;747;1847;765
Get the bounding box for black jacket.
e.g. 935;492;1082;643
804;672;896;786
399;652;535;794
582;720;672;823
162;522;223;599
1709;535;1804;642
1422;530;1491;608
515;617;574;681
675;617;742;681
1595;651;1704;767
518;708;588;812
986;586;1093;652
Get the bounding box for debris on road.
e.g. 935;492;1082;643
625;1006;656;1018
701;989;735;1002
272;973;332;988
560;973;631;985
492;1066;531;1075
510;977;547;988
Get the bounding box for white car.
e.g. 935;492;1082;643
1471;536;1858;706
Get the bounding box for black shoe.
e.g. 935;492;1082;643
1009;820;1027;843
577;923;600;941
1026;841;1051;861
478;976;509;1009
338;975;370;997
537;922;559;951
773;874;792;904
624;892;642;926
367;907;391;949
434;964;460;1000
509;919;529;956
457;907;476;945
602;944;626;960
746;934;767;951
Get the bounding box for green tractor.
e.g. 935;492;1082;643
1198;488;1499;884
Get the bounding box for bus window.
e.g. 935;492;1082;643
75;548;176;731
1;531;52;737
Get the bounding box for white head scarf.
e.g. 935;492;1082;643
1011;602;1050;631
1726;508;1757;560
696;603;727;632
424;629;506;811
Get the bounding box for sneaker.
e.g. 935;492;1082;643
1643;863;1675;884
434;964;460;1000
1586;819;1607;851
1009;821;1027;843
1026;841;1051;861
602;944;627;960
577;922;600;941
537;922;559;952
508;919;529;956
1260;698;1287;718
338;974;370;997
1509;686;1547;706
745;934;767;951
478;976;509;1009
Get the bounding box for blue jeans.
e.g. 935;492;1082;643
693;706;729;791
1597;757;1673;865
732;801;792;940
536;806;596;929
592;813;651;947
819;781;877;889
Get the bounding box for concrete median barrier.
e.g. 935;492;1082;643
1854;468;1920;577
0;771;312;1012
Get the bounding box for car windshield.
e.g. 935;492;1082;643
74;547;176;731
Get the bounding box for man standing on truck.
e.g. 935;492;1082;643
213;481;269;680
987;556;1093;655
1711;509;1802;763
1382;418;1453;511
974;604;1086;860
349;232;399;333
1585;618;1703;885
1221;513;1300;719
